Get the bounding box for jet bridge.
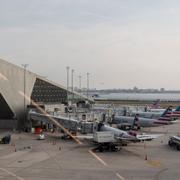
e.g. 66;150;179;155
29;112;79;133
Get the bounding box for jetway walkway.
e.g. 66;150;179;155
29;111;96;135
29;112;79;133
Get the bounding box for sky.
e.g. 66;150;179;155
1;0;180;90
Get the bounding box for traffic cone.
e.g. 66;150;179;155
145;154;148;160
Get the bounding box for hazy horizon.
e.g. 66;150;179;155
1;0;180;90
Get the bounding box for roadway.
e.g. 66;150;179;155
0;121;180;180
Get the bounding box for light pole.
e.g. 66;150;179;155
71;69;74;92
21;64;29;125
78;75;82;94
66;66;70;105
71;69;74;103
66;66;70;90
87;73;90;98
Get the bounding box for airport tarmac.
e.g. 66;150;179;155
0;122;180;180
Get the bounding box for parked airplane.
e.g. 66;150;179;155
112;108;172;127
131;107;173;120
78;122;162;147
112;113;172;128
142;106;180;119
150;99;161;109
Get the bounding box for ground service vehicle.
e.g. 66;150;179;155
168;135;180;150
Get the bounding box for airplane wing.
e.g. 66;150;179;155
115;134;162;142
136;133;162;141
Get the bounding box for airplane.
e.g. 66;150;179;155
97;123;162;141
111;108;173;129
145;99;180;118
75;121;162;152
112;115;171;128
143;106;180;119
131;106;173;120
150;99;161;109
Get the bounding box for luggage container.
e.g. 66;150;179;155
93;131;114;143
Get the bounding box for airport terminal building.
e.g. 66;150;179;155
0;59;93;129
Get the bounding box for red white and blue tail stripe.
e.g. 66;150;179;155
172;106;180;118
150;99;161;109
158;107;172;121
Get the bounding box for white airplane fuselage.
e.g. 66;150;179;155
113;116;170;127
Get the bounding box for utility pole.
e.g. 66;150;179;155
21;64;29;127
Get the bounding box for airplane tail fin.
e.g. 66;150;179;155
158;106;172;121
175;106;180;112
151;99;161;109
172;106;180;117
